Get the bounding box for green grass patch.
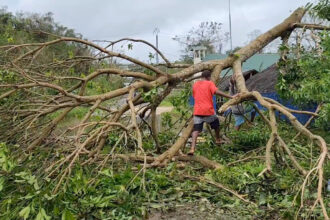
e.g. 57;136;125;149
159;100;173;107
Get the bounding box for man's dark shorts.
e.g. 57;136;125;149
193;115;220;132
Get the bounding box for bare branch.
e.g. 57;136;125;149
293;23;330;30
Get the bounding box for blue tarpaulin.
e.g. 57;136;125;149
189;93;317;124
254;93;317;124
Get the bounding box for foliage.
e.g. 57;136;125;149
0;142;169;219
277;32;330;129
315;103;330;129
231;127;269;150
0;142;15;172
140;86;159;103
0;7;91;76
196;122;330;219
0;8;128;140
86;75;124;96
0;142;248;219
312;0;330;21
0;130;329;219
0;7;80;42
0;117;329;219
169;83;193;121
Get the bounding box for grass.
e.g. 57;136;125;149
159;88;183;107
159;100;173;107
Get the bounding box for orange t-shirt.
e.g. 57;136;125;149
192;80;218;115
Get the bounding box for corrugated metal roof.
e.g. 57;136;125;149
218;64;279;93
245;64;278;93
203;54;227;61
203;53;280;76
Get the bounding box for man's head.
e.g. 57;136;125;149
201;70;211;80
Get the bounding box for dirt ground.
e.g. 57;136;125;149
147;200;240;220
156;106;174;115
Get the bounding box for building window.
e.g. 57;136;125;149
195;50;199;58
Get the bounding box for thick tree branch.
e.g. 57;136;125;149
293;23;330;30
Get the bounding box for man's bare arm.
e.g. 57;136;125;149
215;89;235;99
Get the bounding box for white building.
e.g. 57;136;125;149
192;46;207;79
192;46;207;64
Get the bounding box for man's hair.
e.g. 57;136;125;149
201;70;211;79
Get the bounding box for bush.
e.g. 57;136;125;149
231;127;269;150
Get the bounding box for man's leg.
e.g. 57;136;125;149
210;117;222;144
189;123;203;155
233;114;244;131
250;110;256;122
214;127;222;143
189;130;200;155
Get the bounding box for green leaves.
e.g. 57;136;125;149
169;83;192;120
232;127;268;149
15;171;40;190
62;209;76;220
141;87;159;103
0;177;4;192
258;193;266;206
68;50;74;59
312;0;330;21
7;36;14;43
35;208;51;220
315;103;330;129
19;206;31;220
0;70;17;83
277;32;330;129
0;142;15;172
127;43;133;50
148;52;155;62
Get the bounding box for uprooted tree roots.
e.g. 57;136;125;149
0;7;328;218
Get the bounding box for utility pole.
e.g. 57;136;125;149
153;27;160;64
229;0;233;51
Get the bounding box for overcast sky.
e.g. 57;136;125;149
1;0;312;62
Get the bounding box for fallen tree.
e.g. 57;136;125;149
0;6;329;219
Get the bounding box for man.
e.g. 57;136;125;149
188;70;237;155
229;76;256;131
